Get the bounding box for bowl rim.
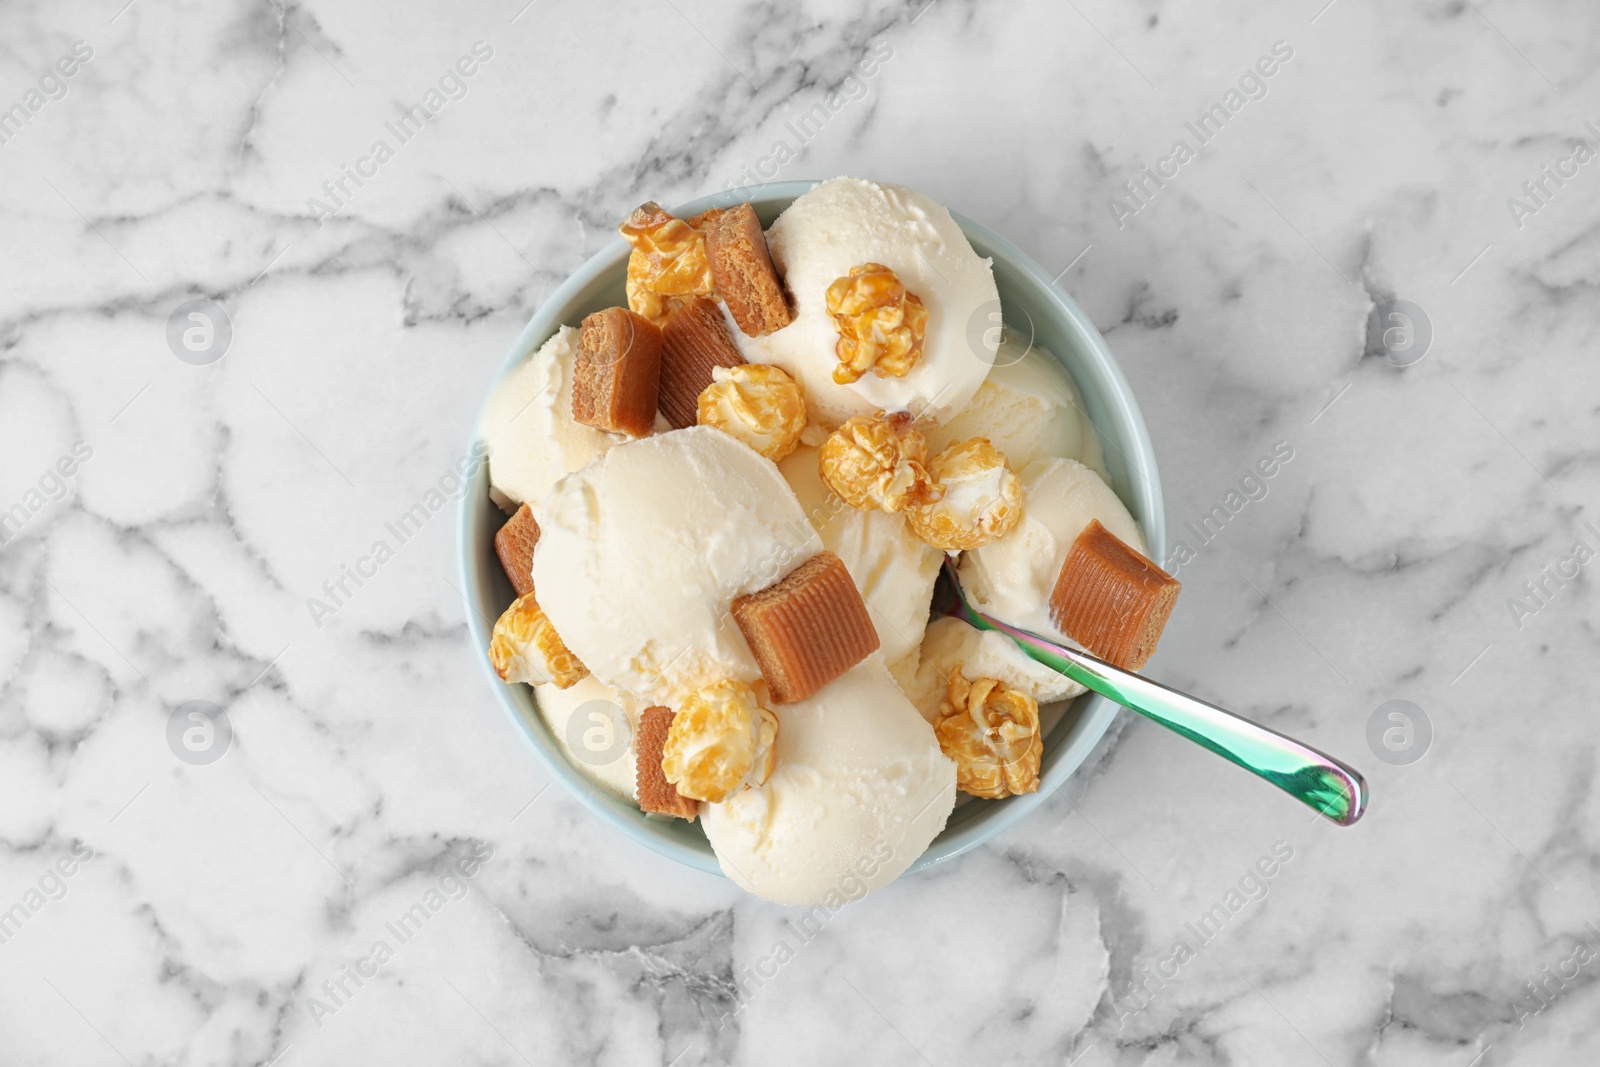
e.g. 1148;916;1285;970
457;178;1165;882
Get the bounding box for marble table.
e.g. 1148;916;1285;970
1;0;1595;1063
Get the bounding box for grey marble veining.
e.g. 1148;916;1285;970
0;0;1597;1063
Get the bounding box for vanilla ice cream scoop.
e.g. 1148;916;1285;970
957;457;1145;644
533;427;822;703
778;444;942;665
533;675;642;802
738;177;1000;428
924;336;1099;473
906;616;1086;723
483;326;617;512
700;657;956;906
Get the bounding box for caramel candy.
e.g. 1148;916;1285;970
1049;520;1180;670
659;296;746;429
637;706;698;819
704;203;792;337
493;503;540;597
732;551;879;704
571;307;662;437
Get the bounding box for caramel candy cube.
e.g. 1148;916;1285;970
571;307;662;437
493;503;541;597
637;706;698;819
1049;520;1180;671
659;296;746;429
733;551;879;704
705;203;792;337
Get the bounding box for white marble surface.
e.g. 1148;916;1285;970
2;0;1597;1063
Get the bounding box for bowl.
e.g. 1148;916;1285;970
458;180;1165;880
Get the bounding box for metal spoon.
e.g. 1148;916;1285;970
933;562;1368;826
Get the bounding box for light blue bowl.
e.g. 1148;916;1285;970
458;180;1165;881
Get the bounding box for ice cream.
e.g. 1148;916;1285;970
533;426;822;702
958;457;1145;644
479;180;1168;907
699;657;957;906
533;675;641;801
923;336;1102;475
484;326;616;512
778;444;942;665
905;616;1086;723
738;177;1000;428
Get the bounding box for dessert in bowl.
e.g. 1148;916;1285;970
460;178;1167;905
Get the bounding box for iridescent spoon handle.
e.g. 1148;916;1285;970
935;563;1367;826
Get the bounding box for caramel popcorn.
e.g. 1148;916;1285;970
697;364;807;461
934;670;1042;799
825;263;929;385
661;681;780;803
626;253;670;322
489;592;589;688
819;411;943;514
906;438;1025;551
620;202;716;322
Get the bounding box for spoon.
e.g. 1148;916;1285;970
932;561;1368;826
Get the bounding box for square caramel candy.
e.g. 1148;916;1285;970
493;503;540;598
571;307;662;437
637;706;698;819
733;551;879;704
1049;519;1180;671
659;296;745;429
704;203;792;337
